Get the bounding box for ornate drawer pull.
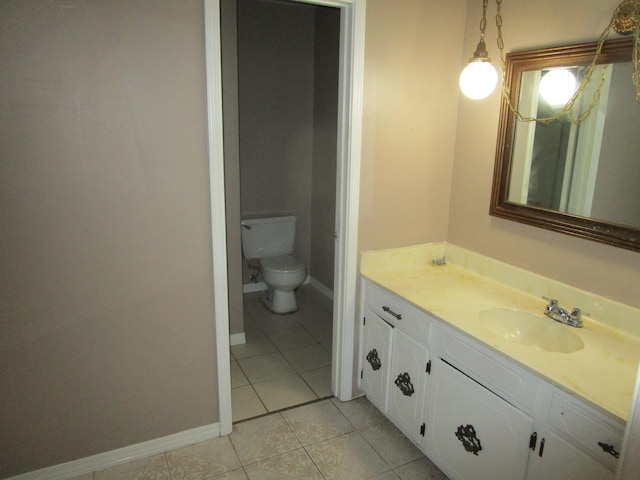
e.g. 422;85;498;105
382;306;402;320
598;442;620;459
366;349;382;371
394;372;414;396
455;424;483;456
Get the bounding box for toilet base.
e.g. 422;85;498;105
261;288;298;314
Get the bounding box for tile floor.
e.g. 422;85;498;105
231;285;335;422
76;397;449;480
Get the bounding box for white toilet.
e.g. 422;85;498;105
241;215;307;314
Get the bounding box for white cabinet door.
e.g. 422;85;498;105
387;328;429;444
533;430;614;480
425;359;533;480
360;309;393;412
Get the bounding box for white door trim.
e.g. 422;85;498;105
204;0;232;436
204;0;365;431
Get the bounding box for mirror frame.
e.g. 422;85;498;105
490;37;640;252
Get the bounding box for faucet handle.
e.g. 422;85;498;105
570;308;581;319
542;297;558;311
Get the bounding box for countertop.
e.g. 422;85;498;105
361;245;640;423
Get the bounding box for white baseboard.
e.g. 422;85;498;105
8;422;221;480
309;277;334;300
242;276;332;298
229;332;246;346
242;281;266;293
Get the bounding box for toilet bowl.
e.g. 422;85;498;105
261;254;307;313
240;215;307;314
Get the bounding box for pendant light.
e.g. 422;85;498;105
459;0;498;99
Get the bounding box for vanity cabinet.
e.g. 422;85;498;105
359;281;431;444
425;324;537;480
360;308;392;412
425;358;533;480
358;278;625;480
527;390;624;480
387;328;429;444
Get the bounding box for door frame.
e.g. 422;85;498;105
204;0;366;434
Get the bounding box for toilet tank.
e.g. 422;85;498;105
241;215;297;260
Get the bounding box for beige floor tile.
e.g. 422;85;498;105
306;431;390;480
232;385;267;422
281;343;331;372
301;320;334;343
230;414;302;465
330;396;386;429
254;312;301;334
166;437;241;480
238;352;296;383
296;305;333;327
210;468;249;480
300;366;332;398
371;472;400;480
281;399;354;446
296;286;333;313
394;457;450;480
68;474;94;480
252;374;318;411
359;420;424;468
266;325;318;351
243;448;323;480
231;333;277;360
94;454;170;480
231;360;249;388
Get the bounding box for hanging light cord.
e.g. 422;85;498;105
494;0;640;125
634;11;640;100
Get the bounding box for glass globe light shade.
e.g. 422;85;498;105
539;69;577;106
459;60;498;100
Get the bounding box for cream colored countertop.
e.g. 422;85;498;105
361;245;640;424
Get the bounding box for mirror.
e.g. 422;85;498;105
491;37;640;252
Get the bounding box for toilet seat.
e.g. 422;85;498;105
261;254;305;274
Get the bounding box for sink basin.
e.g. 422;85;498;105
477;308;584;353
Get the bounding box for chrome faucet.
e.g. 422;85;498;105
544;298;583;328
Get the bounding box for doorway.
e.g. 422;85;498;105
205;0;365;434
231;0;339;421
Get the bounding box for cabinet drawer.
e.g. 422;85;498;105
547;392;624;471
436;325;537;413
364;281;430;342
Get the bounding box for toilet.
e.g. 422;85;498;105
241;215;307;314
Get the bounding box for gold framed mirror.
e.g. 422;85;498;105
490;37;640;252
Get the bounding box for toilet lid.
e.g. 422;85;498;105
261;255;305;274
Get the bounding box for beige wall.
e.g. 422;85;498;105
0;2;218;476
359;0;467;252
448;0;640;309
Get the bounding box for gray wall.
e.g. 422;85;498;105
238;0;338;290
0;2;218;476
311;7;340;289
591;61;640;228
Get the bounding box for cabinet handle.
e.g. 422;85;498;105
529;432;537;451
455;424;483;456
366;349;382;371
538;438;545;457
394;372;414;396
598;442;620;459
382;306;402;320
